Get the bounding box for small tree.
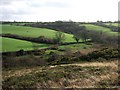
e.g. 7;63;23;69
54;31;65;44
73;35;80;43
73;27;89;43
79;30;89;43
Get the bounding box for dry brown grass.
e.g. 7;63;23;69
2;60;119;89
79;48;97;55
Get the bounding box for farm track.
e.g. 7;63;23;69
50;61;118;68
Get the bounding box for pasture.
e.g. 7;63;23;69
1;23;119;52
1;37;49;52
80;24;118;36
104;23;119;27
1;25;76;43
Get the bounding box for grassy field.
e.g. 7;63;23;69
104;23;119;27
80;24;119;36
1;25;76;43
1;37;49;52
1;24;118;52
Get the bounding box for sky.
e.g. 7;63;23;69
0;0;119;22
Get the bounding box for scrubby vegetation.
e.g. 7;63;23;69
2;47;119;68
1;21;119;89
2;60;118;89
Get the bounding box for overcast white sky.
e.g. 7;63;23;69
0;0;119;22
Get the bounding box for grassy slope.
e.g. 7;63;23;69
80;24;118;36
1;25;76;42
3;60;118;88
1;37;49;52
104;23;119;27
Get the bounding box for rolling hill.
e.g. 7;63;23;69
80;24;119;36
1;37;49;52
1;25;76;43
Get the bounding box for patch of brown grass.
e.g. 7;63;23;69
79;48;97;55
2;60;118;89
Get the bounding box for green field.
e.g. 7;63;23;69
1;23;119;52
80;24;119;36
1;37;49;52
104;23;119;27
1;25;76;42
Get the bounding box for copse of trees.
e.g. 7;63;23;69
87;30;103;43
72;27;118;46
73;28;89;43
79;30;89;43
87;30;119;45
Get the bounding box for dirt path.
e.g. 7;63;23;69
50;61;118;68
